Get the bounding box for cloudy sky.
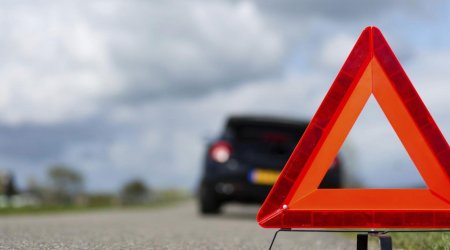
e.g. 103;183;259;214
0;1;448;191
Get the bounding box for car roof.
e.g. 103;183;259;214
226;115;309;128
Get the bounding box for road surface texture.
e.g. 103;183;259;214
0;201;364;249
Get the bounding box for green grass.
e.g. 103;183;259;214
343;231;450;250
389;232;450;250
343;232;450;250
0;204;110;215
0;196;191;216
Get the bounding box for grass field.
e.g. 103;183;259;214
388;232;450;250
0;191;191;216
349;231;450;250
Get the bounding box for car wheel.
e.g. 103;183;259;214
199;188;221;215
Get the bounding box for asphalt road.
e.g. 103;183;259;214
0;201;358;249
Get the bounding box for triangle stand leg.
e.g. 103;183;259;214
357;231;392;250
356;234;368;250
268;228;289;250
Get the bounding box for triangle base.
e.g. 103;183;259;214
260;189;450;228
260;209;450;228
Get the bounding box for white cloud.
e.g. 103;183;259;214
318;33;355;68
0;2;119;124
106;0;286;101
0;0;285;125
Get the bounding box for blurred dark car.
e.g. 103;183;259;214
198;115;342;214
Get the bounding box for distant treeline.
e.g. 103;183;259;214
0;165;189;209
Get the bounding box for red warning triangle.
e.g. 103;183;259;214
257;26;450;228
